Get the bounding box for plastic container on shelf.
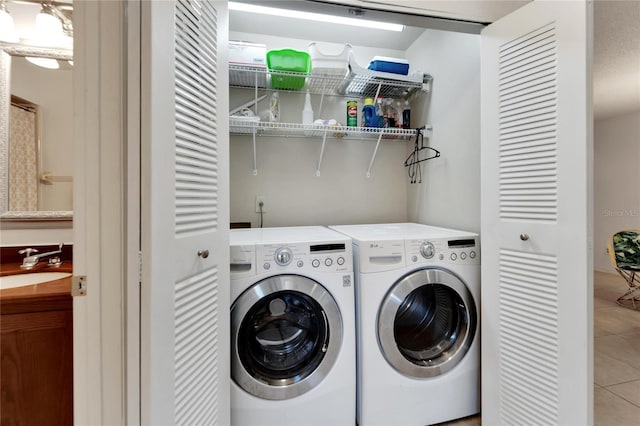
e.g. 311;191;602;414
362;98;377;128
308;42;352;78
367;56;410;75
229;41;267;67
375;97;384;128
270;92;280;122
346;100;358;127
339;56;424;99
402;100;411;129
383;98;398;128
396;101;404;128
229;41;268;88
266;49;311;90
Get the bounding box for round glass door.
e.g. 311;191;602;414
377;268;477;378
231;275;343;400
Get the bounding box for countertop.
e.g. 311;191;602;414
1;263;73;315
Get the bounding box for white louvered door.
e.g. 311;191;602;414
481;1;593;425
140;1;229;425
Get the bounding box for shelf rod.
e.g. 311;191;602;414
374;82;382;101
318;91;325;118
366;132;384;178
316;131;328;177
252;128;258;176
254;73;259;115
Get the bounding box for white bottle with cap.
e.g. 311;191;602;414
270;92;280;122
302;90;314;126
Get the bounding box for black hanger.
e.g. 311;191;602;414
404;127;440;184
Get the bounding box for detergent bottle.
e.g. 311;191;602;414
362;98;377;127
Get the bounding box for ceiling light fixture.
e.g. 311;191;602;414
0;0;18;42
36;2;64;43
228;1;404;32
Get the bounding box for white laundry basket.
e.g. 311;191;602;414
308;43;352;78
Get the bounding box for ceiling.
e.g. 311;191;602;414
593;0;640;120
230;0;640;121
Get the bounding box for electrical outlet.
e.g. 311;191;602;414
255;195;266;213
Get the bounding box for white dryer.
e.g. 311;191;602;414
230;226;355;426
329;223;480;426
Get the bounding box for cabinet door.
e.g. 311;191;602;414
1;310;73;426
481;1;593;424
140;0;230;424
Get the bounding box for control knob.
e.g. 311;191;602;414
420;242;435;259
274;247;293;266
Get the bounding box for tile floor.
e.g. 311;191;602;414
594;270;640;426
441;271;640;426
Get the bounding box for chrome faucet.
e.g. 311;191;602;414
19;243;64;269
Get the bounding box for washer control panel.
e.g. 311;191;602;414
257;241;352;273
274;247;293;266
406;237;480;266
230;244;256;278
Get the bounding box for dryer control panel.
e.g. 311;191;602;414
257;242;352;274
406;237;480;266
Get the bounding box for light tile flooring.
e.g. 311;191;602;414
441;271;640;426
594;271;640;425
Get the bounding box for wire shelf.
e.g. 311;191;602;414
229;118;421;140
229;65;268;88
229;64;431;99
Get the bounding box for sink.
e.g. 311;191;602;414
0;272;72;290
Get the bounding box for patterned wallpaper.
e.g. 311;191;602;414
8;104;38;211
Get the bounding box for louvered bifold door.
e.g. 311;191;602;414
141;1;230;425
481;2;593;425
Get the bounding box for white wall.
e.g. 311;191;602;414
229;32;413;227
404;29;481;233
0;226;72;246
11;56;73;211
594;110;640;272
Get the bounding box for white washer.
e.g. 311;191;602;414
230;226;355;426
329;223;480;426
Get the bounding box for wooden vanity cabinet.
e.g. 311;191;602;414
1;282;73;426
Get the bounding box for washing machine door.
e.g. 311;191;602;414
231;274;343;400
377;268;477;378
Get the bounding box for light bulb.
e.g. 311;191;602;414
35;4;64;44
0;5;18;43
61;34;73;49
26;56;60;69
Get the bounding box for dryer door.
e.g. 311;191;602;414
231;275;343;400
378;268;477;378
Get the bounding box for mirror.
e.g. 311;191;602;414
1;43;73;221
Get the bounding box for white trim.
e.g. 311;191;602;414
0;43;73;218
126;0;142;424
0;51;8;214
0;43;72;60
1;210;72;220
73;1;127;424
